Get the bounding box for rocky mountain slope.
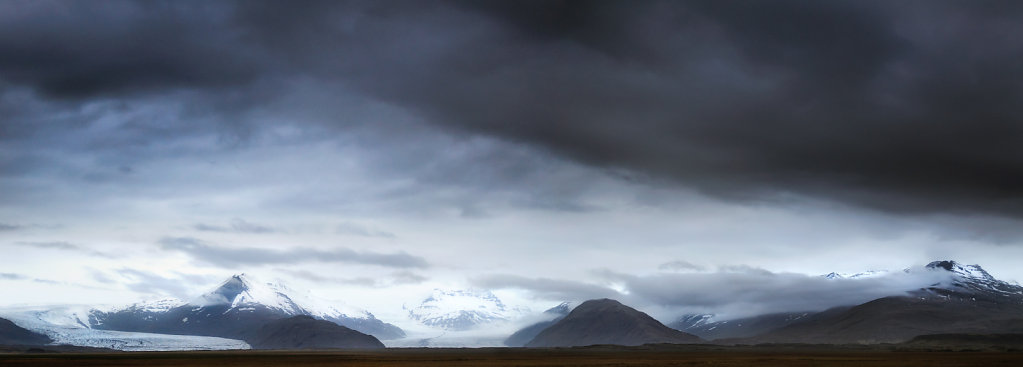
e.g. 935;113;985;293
504;302;574;347
0;317;51;346
248;315;385;350
525;299;703;347
669;311;817;340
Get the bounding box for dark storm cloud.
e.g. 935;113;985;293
0;0;262;98
3;1;1023;217
158;237;429;268
194;218;275;234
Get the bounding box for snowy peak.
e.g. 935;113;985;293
406;289;529;331
670;313;715;331
821;270;888;279
920;260;1023;301
543;302;576;316
193;274;305;315
201;274;252;304
926;260;995;281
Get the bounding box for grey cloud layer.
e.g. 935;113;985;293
159;237;428;268
195;219;275;234
2;0;1022;218
15;241;113;258
480;266;954;320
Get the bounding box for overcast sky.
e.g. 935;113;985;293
3;0;1023;324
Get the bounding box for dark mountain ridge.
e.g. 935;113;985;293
525;299;703;347
505;302;574;347
721;260;1023;344
248;315;385;350
0;318;51;346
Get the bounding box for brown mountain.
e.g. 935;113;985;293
248;315;385;350
525;299;703;347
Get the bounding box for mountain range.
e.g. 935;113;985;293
91;274;404;341
3;260;1022;350
665;260;1023;344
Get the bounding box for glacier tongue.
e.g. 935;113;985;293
0;306;249;351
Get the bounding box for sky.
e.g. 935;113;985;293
3;0;1023;324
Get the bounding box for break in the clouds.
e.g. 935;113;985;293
158;237;429;269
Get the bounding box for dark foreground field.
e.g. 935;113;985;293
3;345;1023;367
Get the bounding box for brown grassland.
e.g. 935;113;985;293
2;345;1022;367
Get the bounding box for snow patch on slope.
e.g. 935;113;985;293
191;274;374;320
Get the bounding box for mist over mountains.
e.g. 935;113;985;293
2;260;1022;350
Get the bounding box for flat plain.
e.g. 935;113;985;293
2;346;1022;367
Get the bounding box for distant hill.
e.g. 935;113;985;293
669;312;816;340
0;318;50;346
525;299;702;347
248;315;385;350
728;261;1023;344
505;302;574;347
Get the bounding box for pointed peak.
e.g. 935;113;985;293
823;272;843;279
925;260;994;280
926;260;958;271
544;301;576;315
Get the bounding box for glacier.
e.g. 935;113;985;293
0;305;249;351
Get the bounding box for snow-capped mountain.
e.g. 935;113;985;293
405;289;529;331
91;274;405;340
821;270;888;279
919;260;1023;303
191;274;380;324
668;311;815;340
669;313;715;331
